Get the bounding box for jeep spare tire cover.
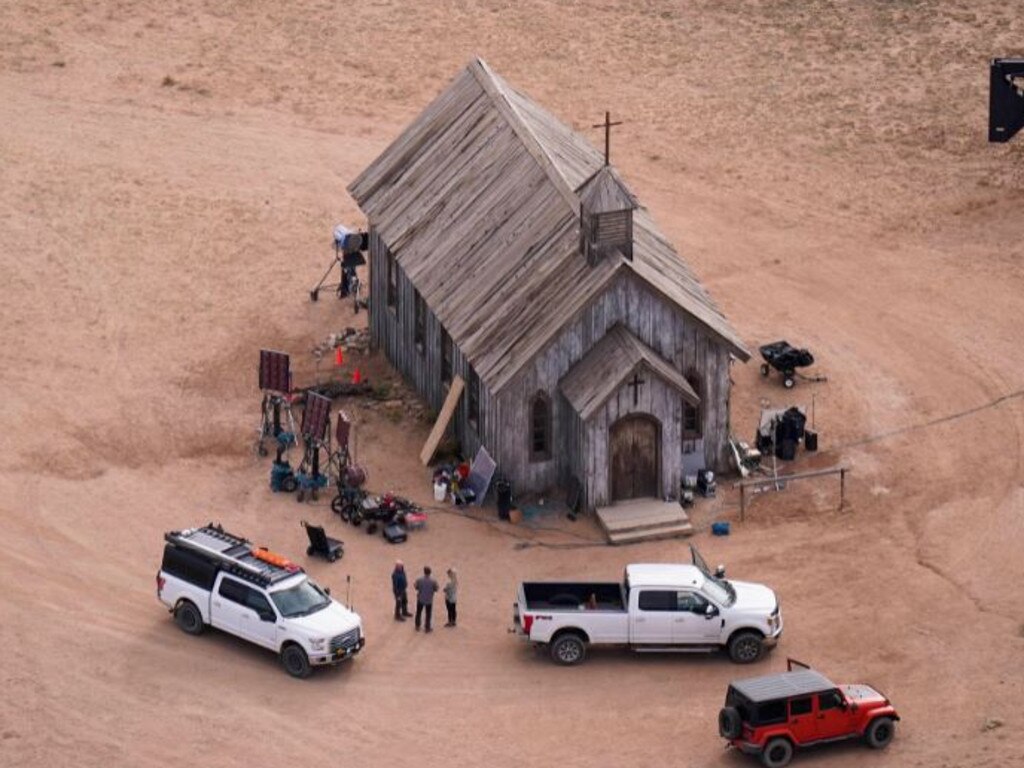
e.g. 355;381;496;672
719;707;742;739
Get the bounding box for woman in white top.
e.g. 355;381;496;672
443;568;458;628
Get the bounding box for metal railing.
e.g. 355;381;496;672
735;466;850;521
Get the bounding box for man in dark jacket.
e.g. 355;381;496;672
392;560;411;621
413;565;439;633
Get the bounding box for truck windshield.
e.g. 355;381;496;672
691;545;736;605
270;580;331;618
703;576;735;606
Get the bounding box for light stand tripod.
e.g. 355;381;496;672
309;225;368;305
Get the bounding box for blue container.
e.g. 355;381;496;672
711;521;731;536
269;461;295;492
296;472;328;490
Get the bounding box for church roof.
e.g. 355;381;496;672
559;324;700;421
348;58;749;393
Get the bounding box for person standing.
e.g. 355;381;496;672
443;567;458;628
414;566;439;633
392;560;411;621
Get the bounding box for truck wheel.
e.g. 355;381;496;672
761;737;793;768
718;707;742;739
549;633;586;666
174;601;204;636
728;631;764;664
281;643;312;679
865;717;896;749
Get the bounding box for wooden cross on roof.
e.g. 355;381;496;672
592;111;623;166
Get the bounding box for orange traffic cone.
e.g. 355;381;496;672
352;368;362;384
335;347;344;366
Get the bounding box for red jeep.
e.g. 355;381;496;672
718;660;900;767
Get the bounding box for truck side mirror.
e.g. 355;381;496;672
259;611;276;622
714;565;726;578
705;604;719;619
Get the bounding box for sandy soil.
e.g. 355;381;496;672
2;2;1023;766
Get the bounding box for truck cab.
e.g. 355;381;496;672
157;524;363;678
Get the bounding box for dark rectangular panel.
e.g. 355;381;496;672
990;58;1024;143
464;446;497;505
302;392;331;441
342;251;367;268
259;349;291;392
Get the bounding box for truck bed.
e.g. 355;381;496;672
521;582;625;611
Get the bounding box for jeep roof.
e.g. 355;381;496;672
730;669;836;703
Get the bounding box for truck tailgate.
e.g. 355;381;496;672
513;583;528;634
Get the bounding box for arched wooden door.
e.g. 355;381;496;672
610;414;660;501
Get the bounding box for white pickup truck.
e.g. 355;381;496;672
156;524;364;678
512;546;782;665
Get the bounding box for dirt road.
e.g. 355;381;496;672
1;2;1022;766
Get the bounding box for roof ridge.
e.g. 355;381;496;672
468;58;580;213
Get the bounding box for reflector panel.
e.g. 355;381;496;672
259;349;291;392
302;391;331;441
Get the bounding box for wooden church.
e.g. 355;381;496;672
348;58;749;518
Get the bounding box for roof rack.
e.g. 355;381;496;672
165;523;304;588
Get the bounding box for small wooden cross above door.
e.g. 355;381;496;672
627;372;646;406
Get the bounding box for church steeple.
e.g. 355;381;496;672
578;165;637;265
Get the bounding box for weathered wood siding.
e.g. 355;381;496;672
350;61;749;398
495;271;733;510
369;226;488;461
584;376;681;509
372;225;734;510
560;393;585;501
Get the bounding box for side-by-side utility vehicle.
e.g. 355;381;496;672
719;659;900;767
157;524;363;678
511;546;782;665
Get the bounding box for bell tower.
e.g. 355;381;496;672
579;165;636;265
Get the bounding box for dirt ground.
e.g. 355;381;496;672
2;2;1023;766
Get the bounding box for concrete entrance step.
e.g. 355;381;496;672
602;510;690;533
596;498;694;544
607;520;695;545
